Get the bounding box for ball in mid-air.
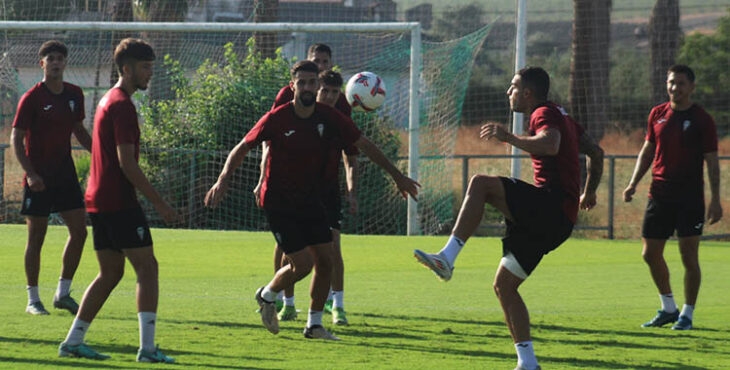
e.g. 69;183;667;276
345;71;386;112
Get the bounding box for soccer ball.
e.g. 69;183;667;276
345;71;386;112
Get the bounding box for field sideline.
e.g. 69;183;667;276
1;224;729;369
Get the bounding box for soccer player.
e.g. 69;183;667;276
11;40;91;316
205;60;418;341
623;64;721;331
254;44;355;323
413;67;604;370
58;38;179;363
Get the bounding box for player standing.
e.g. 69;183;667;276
58;38;179;362
255;44;357;324
623;64;721;331
205;60;418;340
11;40;91;316
413;67;603;370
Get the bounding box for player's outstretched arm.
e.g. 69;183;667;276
354;136;420;201
704;151;723;224
72;120;92;151
623;140;655;202
480;122;561;156
252;142;269;208
10;127;45;191
205;138;255;208
117;143;180;224
578;131;605;210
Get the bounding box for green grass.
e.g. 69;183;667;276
1;224;729;369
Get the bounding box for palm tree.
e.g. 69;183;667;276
649;0;680;106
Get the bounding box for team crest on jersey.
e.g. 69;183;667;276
317;123;324;137
69;100;75;112
683;120;691;131
136;226;145;241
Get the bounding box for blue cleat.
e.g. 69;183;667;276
641;309;679;327
137;345;175;363
59;342;111;360
671;315;693;330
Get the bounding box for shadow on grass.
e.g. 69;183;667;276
0;356;126;369
352;311;503;327
532;323;722;340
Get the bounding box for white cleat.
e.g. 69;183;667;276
255;287;279;334
303;325;341;341
413;250;454;281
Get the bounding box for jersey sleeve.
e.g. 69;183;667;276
112;101;139;145
271;86;292;110
74;85;86;122
700;111;718;153
12;91;36;129
530;106;562;134
331;109;361;146
335;94;352;117
244;112;272;146
645;108;657;143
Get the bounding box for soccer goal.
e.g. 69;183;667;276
0;20;488;236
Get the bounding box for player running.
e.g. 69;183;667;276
623;64;721;331
11;40;91;316
58;38;179;363
205;60;419;341
413;67;603;370
255;44;357;324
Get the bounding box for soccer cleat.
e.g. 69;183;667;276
137;346;175;363
413;249;454;281
303;325;341;341
332;307;348;326
58;342;110;360
53;294;79;315
671;315;693;330
26;301;50;315
324;299;333;313
278;305;298;321
641;309;679;327
255;286;279;334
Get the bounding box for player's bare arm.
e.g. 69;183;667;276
480;122;561;156
117;143;179;224
623;140;655;202
10;127;45;191
72;120;92;151
353;136;420;200
342;150;359;214
704;151;722;224
252;141;269;207
205;138;256;208
578;131;605;210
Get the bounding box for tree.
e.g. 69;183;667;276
570;0;611;139
253;0;279;59
428;4;484;41
649;0;680;106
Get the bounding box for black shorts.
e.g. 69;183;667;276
322;189;343;230
20;183;85;216
89;207;153;251
642;198;705;239
265;208;332;255
500;177;574;275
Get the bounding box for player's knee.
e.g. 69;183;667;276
69;226;88;242
99;267;124;284
641;249;661;264
134;257;159;280
468;174;500;196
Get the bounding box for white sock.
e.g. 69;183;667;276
680;304;695;320
27;285;40;305
262;285;278;302
660;293;677;313
64;318;90;345
307;310;323;328
515;341;538;370
327;288;333;301
438;235;465;266
332;290;344;309
138;312;157;352
56;278;72;299
283;295;295;307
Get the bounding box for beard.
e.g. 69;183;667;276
299;92;316;107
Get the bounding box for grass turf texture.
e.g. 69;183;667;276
1;224;729;369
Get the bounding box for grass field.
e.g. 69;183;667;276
1;225;729;369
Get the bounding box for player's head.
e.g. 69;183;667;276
666;64;695;105
508;67;550;113
307;43;332;72
290;60;320;107
317;70;342;108
114;38;156;90
38;40;68;80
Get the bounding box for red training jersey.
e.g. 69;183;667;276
12;82;85;188
646;102;717;203
528;102;582;224
85;87;141;213
244;102;362;212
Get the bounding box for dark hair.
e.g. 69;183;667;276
290;60;319;79
517;66;550;100
319;70;343;87
114;38;155;74
307;43;332;58
668;64;695;83
38;40;67;58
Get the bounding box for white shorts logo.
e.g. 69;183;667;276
25;198;31;209
317;123;324;137
136;226;145;241
69;100;75;112
274;232;283;244
683;120;691;131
